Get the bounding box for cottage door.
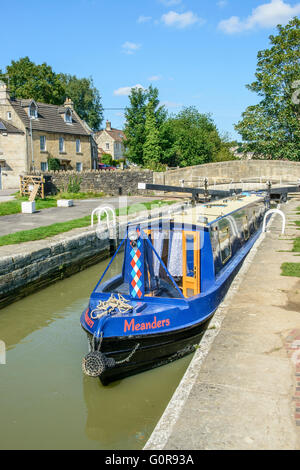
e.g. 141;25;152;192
182;231;200;298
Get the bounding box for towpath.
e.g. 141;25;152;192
145;195;300;450
0;196;158;237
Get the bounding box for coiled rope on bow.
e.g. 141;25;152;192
90;293;133;319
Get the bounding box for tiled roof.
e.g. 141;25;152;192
10;99;90;136
0;118;24;134
95;128;126;142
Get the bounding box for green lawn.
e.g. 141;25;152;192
0;192;105;216
0;200;175;246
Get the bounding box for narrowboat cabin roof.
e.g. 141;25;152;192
133;193;265;230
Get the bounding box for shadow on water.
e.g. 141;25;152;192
0;255;194;450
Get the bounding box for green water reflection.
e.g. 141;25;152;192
0;257;193;449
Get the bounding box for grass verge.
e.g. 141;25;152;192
281;206;300;277
0;200;175;246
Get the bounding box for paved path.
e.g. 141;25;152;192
145;196;300;450
0;196;158;236
0;189;18;203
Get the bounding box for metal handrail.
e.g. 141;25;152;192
262;208;286;235
91;205;116;232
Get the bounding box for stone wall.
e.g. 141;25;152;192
154;160;300;186
43;169;154;196
0;227;112;309
0;132;27;189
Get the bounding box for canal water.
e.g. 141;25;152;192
0;255;193;450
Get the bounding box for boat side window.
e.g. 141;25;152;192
218;223;232;265
243;215;249;241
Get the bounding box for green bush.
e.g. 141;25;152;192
47;157;61;171
67;175;82;193
101;153;113;165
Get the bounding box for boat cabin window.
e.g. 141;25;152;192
96;228;201;299
243;215;249;241
218;222;232;265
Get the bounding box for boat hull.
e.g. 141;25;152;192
83;314;213;385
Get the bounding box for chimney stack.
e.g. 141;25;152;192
106;120;112;131
64;97;74;110
0;81;10;105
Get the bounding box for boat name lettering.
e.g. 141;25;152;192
124;316;170;333
85;309;94;328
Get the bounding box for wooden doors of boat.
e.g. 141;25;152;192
182;231;200;297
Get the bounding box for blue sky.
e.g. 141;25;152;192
1;0;299;140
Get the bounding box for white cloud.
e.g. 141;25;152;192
161;100;182;108
137;15;152;23
113;84;145;96
159;0;182;6
161;10;205;29
217;0;228;7
122;41;141;54
219;0;300;34
148;75;162;81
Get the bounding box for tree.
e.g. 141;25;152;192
0;57;103;130
162;107;222;167
0;56;65;105
59;74;103;130
124;85;166;165
143;101;163;169
235;17;300;160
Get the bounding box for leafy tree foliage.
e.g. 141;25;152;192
235;18;300;160
0;56;65;105
59;74;103;130
143;101;163;169
0;57;103;130
124;85;166;166
162;107;223;167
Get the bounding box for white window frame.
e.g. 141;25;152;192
40;161;48;172
40;135;46;151
105;142;110;150
76;162;83;172
76;138;81;153
29;102;38;119
59;137;65;153
7;111;12;120
65;109;72;123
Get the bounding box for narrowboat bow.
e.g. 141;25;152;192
80;192;267;385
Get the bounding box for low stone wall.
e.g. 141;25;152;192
154;160;300;186
41;169;153;196
0;228;112;309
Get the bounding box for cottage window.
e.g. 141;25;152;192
65;109;72;123
106;143;110;150
40;162;48;172
59;137;65;152
40;136;46;151
29;102;38;119
7;112;12;120
76;162;82;172
76;139;81;153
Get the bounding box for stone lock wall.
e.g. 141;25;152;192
42;169;154;196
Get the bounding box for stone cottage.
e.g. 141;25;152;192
0;81;98;189
94;121;126;162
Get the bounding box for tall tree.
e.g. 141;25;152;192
59;74;103;131
235;17;300;160
143;101;163;169
0;57;103;130
124;85;166;165
0;56;65;105
162;107;222;167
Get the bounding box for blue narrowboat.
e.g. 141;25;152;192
80;192;267;385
